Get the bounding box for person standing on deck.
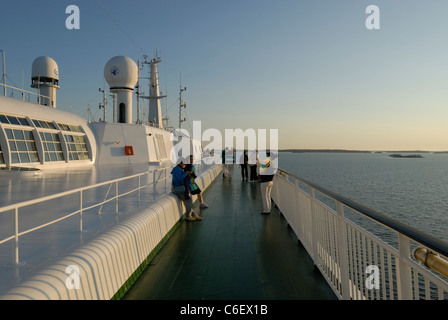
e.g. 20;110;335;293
239;150;249;180
248;150;258;183
222;147;233;179
259;150;276;214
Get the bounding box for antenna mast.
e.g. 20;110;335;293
1;50;5;96
99;87;107;122
179;74;186;129
141;51;166;128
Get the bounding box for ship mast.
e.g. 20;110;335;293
141;51;166;128
179;75;186;129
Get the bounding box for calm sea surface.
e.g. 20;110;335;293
277;152;448;243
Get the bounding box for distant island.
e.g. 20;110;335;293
388;154;424;158
279;149;370;153
279;149;448;154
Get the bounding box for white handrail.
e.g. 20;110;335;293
0;82;50;102
272;169;448;300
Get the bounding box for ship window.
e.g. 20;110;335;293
5;129;13;140
32;119;56;129
58;123;82;133
18;118;29;126
0;115;29;126
5;128;40;164
33;120;42;128
7;116;20;125
0;115;8;124
64;134;90;161
13;129;24;140
40;132;64;162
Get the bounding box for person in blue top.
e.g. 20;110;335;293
184;154;209;208
171;158;201;221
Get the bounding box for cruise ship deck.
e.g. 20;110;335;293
123;166;337;300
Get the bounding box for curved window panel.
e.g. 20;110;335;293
40;131;64;162
58;123;83;133
9;141;17;151
5;129;40;164
64;134;90;161
13;129;24;140
5;129;13;140
19;153;30;163
16;141;27;151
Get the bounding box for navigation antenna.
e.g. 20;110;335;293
179;74;187;129
140;51;166;128
1;50;5;96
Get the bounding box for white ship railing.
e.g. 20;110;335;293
272;168;448;300
0;83;50;103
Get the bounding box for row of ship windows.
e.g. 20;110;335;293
0;128;90;165
0;114;83;133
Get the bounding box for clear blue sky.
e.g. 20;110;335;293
2;0;448;151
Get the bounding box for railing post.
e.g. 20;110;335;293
310;188;319;266
165;168;167;193
138;175;141;202
398;234;413;300
293;178;301;241
115;181;119;214
153;170;157;194
336;201;350;300
13;207;19;265
79;190;83;232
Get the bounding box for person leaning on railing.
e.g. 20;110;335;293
171;158;202;221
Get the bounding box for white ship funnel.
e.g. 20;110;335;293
104;56;138;124
31;56;60;108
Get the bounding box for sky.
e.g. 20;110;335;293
1;0;448;151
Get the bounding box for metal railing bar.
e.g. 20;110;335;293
14;209;82;239
0;235;15;245
0;170;159;214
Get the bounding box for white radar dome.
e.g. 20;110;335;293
32;56;59;81
104;56;138;91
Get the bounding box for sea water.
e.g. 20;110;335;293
277;151;448;243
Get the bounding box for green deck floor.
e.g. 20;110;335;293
123;166;337;300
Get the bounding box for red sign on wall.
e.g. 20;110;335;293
125;146;134;156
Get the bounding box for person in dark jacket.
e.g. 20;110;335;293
239;150;249;180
